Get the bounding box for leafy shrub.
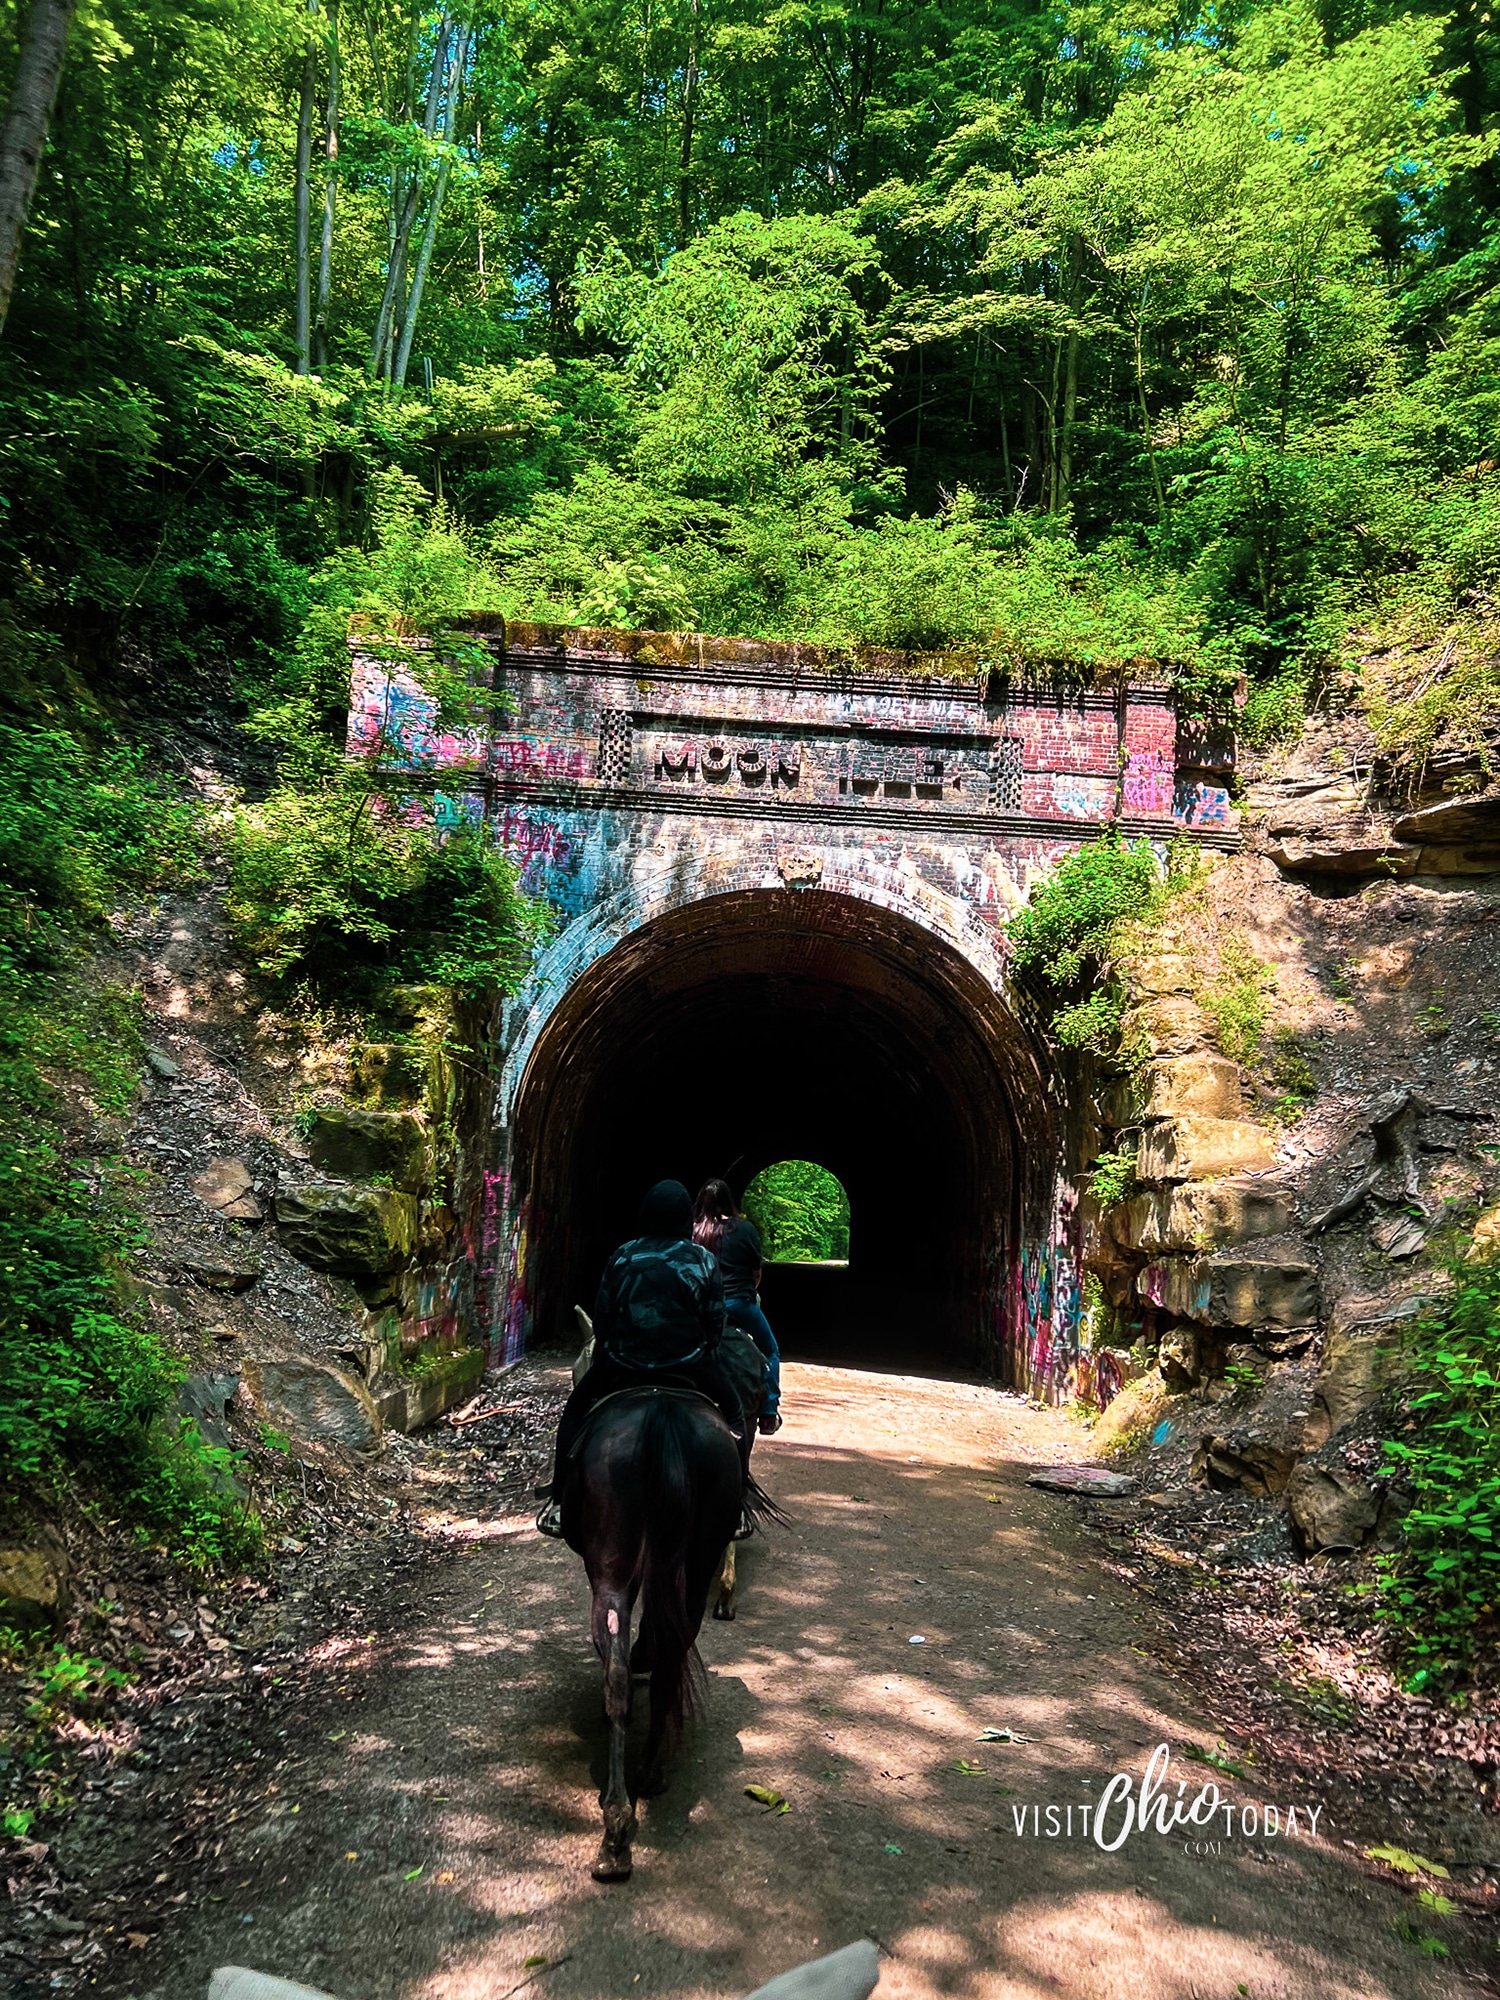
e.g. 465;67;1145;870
1200;933;1273;1064
1008;832;1165;990
1378;1257;1500;1675
0;725;201;966
743;1160;850;1262
227;790;550;1000
1053;990;1129;1055
235;474;552;1006
1088;1144;1140;1206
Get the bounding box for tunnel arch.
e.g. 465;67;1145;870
497;885;1062;1375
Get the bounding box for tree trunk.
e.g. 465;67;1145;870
393;22;469;389
1133;293;1165;515
393;22;468;389
1057;238;1084;513
368;12;451;380
312;0;339;368
293;0;317;374
678;0;698;247
0;0;77;334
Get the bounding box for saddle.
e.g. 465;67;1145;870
564;1379;724;1467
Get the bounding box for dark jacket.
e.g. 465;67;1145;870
592;1234;725;1371
714;1216;764;1303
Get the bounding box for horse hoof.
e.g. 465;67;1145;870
712;1599;736;1621
591;1852;633;1882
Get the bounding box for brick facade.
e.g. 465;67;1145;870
347;622;1238;1397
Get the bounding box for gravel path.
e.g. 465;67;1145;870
135;1364;1469;2000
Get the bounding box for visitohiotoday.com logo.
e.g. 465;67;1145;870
1006;1743;1327;1856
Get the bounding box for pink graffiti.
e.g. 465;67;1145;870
491;738;592;781
1122;745;1174;817
496;806;572;871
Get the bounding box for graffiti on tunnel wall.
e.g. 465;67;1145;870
348;625;1238;1398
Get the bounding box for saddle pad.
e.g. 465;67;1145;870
209;1970;337;2000
744;1941;881;2000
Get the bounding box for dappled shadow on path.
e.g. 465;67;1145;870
143;1367;1456;2000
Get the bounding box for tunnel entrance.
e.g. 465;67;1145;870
505;888;1055;1377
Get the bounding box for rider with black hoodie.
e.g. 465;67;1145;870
535;1180;750;1538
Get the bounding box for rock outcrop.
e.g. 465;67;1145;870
305;1109;428;1190
242;1358;383;1451
275;1181;418;1276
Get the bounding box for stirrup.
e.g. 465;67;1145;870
734;1504;757;1541
535;1498;565;1539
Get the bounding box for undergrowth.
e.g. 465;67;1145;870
1007;830;1178;1052
1377;1255;1500;1681
0;720;261;1569
1200;932;1274;1065
228;474;552;1011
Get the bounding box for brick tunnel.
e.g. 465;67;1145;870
505;887;1057;1374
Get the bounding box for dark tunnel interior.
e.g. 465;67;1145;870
509;891;1053;1377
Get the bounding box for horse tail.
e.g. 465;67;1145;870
636;1396;709;1731
742;1467;791;1534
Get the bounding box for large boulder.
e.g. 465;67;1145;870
1122;996;1215;1057
243;1358;382;1451
0;1537;70;1633
1302;1324;1408;1451
1140;1254;1317;1330
1140;1053;1245;1122
1120;953;1198;998
1158;1321;1199;1386
1287;1461;1383;1552
1267;837;1420;878
1137;1116;1278;1184
306;1109;427;1190
1392;793;1500;844
275;1181;418;1275
180;1250;261;1293
1191;1434;1299;1496
191;1158;263;1223
371;1346;486;1434
1114;1178;1295;1255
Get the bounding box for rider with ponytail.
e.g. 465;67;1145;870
693;1179;782;1434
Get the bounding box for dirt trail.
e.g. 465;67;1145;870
135;1365;1467;2000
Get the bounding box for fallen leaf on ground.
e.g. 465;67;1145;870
523;1956;549;1969
127;1933;152;1949
976;1727;1031;1744
744;1785;789;1812
953;1760;987;1776
436;1870;455;1883
403;1864;424;1880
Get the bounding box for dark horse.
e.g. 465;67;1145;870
561;1386;745;1882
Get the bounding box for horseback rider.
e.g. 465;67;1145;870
693;1179;783;1435
535;1179;752;1540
